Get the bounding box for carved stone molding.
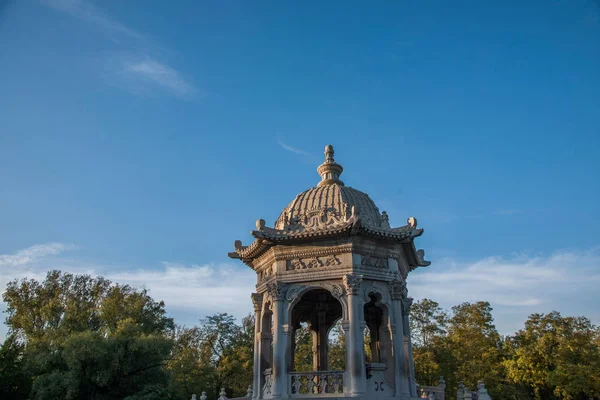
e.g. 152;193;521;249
274;244;353;261
343;273;363;295
389;278;407;300
251;293;263;312
361;254;389;269
266;281;287;301
285;282;345;305
286;254;341;271
258;265;274;282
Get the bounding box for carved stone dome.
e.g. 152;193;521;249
274;184;383;230
274;145;386;231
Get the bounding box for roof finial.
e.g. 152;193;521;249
317;144;344;187
325;144;335;163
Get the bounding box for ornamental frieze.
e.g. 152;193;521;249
361;254;389;269
279;205;348;231
286;254;341;271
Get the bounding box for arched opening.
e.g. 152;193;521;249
363;293;394;383
290;289;344;372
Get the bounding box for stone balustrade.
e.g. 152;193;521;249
289;370;345;396
417;377;446;399
456;381;492;400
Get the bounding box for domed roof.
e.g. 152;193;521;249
228;144;429;268
274;145;387;231
274;184;383;230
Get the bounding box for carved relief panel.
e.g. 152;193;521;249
361;254;389;269
286;254;341;271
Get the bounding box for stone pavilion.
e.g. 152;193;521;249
228;145;431;400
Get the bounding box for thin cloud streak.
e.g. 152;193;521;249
43;0;197;99
277;140;311;156
43;0;142;41
124;59;196;98
0;242;76;267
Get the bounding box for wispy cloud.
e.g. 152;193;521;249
0;242;76;267
277;140;311;156
409;247;600;333
43;0;197;99
123;58;196;98
43;0;142;42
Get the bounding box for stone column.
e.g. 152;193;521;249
389;278;410;399
344;273;366;397
267;282;288;399
251;293;263;399
402;297;417;398
317;305;328;370
311;327;319;371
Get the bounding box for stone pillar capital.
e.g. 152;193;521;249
251;293;263;312
388;277;407;300
343;273;363;295
266;281;287;301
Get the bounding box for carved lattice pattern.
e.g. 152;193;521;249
289;371;344;396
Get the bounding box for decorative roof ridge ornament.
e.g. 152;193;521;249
317;144;344;187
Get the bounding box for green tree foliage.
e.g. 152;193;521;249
328;320;346;371
2;270;174;400
293;322;314;372
445;301;504;395
504;312;600;400
194;313;254;399
410;298;448;386
2;270;599;400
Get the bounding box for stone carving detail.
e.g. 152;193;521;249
324;254;341;266
285;283;345;304
389;278;407;300
290;372;344;395
266;282;287;301
259;266;274;281
283;206;347;232
343;274;363;295
361;254;389;269
251;293;263;312
263;369;273;395
407;216;417;228
380;211;391;228
416;249;431;266
287;254;341;271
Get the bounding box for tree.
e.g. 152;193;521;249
504;312;600;400
445;302;504;398
196;313;254;399
0;334;30;399
293;322;314;372
2;270;175;400
410;299;449;386
328;320;346;371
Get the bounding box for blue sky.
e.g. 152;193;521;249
1;0;599;337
